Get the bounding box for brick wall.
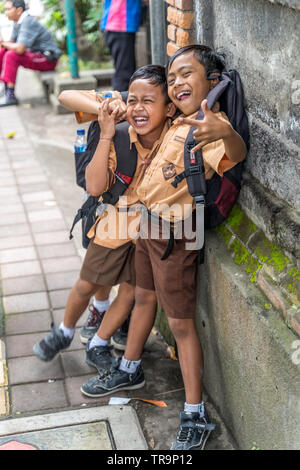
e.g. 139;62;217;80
165;0;195;56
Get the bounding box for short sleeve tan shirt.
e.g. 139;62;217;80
88;122;170;248
136;111;237;222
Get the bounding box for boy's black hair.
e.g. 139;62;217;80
8;0;26;10
167;44;226;78
129;65;171;103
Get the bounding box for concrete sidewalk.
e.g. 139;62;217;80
0;78;237;450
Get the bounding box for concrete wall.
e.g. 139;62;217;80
194;0;300;263
160;0;300;450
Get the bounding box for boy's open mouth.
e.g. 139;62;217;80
132;116;149;127
175;90;191;101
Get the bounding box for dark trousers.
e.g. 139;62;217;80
104;31;136;91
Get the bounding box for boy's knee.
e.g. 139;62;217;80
135;286;156;307
168;317;194;339
75;278;98;298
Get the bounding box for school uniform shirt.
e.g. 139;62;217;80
88;121;170;249
137;111;237;223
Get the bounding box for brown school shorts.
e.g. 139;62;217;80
135;235;199;319
80;239;136;287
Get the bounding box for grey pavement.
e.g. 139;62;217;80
0;70;237;451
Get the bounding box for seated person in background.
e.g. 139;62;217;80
0;0;62;107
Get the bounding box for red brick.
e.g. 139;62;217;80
167;6;178;25
176;27;194;46
168;7;194;29
168;24;177;42
165;0;175;6
174;0;193;10
167;41;180;58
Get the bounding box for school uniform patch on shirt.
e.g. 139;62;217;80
162;162;177;180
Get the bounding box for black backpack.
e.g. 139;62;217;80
69;119;137;248
164;69;249;262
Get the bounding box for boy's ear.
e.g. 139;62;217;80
209;77;220;90
166;102;177;118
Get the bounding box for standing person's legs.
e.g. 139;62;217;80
104;31;136;91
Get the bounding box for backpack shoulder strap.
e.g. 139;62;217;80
101;121;138;207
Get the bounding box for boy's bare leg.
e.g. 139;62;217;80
95;282;135;340
94;285;111;302
123;286;157;361
168;318;203;404
63;278;105;328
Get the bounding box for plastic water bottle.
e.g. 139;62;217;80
74;129;87;153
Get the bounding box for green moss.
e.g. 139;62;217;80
231;239;262;283
214;224;232;246
252;233;291;274
226;205;258;244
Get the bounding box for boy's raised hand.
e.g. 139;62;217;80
98;100;120;139
178;99;232;153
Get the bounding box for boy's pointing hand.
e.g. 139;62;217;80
178;99;232;153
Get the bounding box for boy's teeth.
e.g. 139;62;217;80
177;91;190;99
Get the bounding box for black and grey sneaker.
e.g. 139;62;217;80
111;328;127;351
80;305;106;344
85;340;114;373
81;358;145;398
33;323;72;362
171;410;215;450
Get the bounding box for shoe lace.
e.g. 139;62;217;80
98;361;122;382
177;426;195;443
86;305;105;327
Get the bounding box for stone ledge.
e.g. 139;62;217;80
215;203;300;338
267;0;300;10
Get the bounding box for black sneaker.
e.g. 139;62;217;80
85;340;114;372
0;94;18;107
81;358;145;398
33;323;72;362
111;328;127;351
171;410;215;450
80;305;106;344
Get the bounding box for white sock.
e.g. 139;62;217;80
93;297;110;312
184;401;205;417
119;355;141;374
59;322;75;339
88;334;108;350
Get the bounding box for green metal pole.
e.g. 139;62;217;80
64;0;79;78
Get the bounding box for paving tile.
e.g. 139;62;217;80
0;223;30;239
49;289;70;309
25;200;58;212
3;291;49;314
33;230;71;245
28;208;63;223
12;159;40;170
0;234;33;250
0;203;24;216
4;310;52;335
21;190;55;203
0;186;18;197
1;274;46;296
0;193;21;206
14;166;44;176
41;256;82;274
61;350;95;377
11;381;68;413
0;212;27;227
31;219;66;233
16;174;47;185
45;270;79;290
0;176;16;187
0;246;37;263
5;332;50;358
18;183;51;194
0;260;41;279
8;355;64;385
37;243;76;259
